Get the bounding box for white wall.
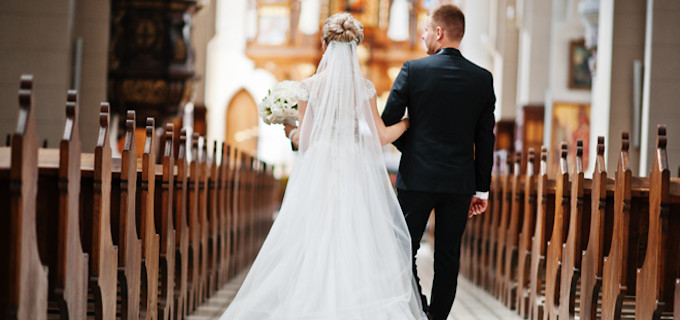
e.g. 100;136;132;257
206;0;296;177
544;0;591;158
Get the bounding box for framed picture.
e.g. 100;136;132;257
550;102;591;175
568;39;593;90
256;6;290;46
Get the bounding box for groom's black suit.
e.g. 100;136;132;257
381;47;495;320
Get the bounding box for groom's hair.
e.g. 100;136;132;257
432;4;465;41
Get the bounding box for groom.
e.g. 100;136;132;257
381;4;496;320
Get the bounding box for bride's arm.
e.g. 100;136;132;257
369;96;408;146
285;100;307;148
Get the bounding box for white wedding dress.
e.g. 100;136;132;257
220;41;427;320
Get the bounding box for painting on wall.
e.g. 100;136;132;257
257;6;290;46
568;39;593;90
550;102;591;175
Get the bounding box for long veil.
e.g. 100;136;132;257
220;41;426;320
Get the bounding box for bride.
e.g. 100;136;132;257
220;12;427;320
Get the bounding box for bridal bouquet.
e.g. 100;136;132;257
258;80;300;126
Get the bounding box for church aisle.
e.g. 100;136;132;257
186;268;250;320
415;243;522;320
187;242;521;320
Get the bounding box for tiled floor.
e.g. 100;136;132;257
187;243;521;320
415;244;522;320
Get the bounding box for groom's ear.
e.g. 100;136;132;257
436;26;444;40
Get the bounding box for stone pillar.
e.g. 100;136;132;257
592;0;646;175
460;0;493;71
193;0;217;109
491;0;520;122
73;0;111;151
516;0;551;109
639;0;680;176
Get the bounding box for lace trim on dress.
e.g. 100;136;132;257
297;81;310;101
364;79;377;99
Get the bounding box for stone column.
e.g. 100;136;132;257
491;0;520;122
591;0;646;175
516;0;551;109
639;0;680;176
73;0;111;151
460;0;493;71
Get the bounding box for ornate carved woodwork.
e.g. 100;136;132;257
109;0;198;127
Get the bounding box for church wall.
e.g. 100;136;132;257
544;0;591;173
0;0;109;151
206;0;294;176
0;0;76;148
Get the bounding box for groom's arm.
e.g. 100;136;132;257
381;62;410;150
474;72;496;195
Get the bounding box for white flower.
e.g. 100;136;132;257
258;81;301;126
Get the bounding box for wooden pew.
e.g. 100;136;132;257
247;156;257;264
480;152;501;292
601;132;648;320
207;141;220;295
528;147;556;320
228;148;239;279
494;153;514;299
173;129;190;320
111;111;142;320
503;151;525;308
79;103;118;320
469;186;484;285
0;74;49;320
636;125;680;320
0;75;279;319
558;140;592;320
36;90;89;319
483;151;507;293
197;140;209;304
579;137;615;320
242;155;253;266
544;143;570;320
156;124;175;320
186;133;201;312
517;148;537;318
258;162;272;251
138;118;160;320
234;152;245;274
217;143;231;285
229;148;240;279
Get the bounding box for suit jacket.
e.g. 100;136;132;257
381;47;496;195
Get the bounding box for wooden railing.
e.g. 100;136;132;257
0;75;280;320
461;125;680;319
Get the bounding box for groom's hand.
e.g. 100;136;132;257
468;197;488;218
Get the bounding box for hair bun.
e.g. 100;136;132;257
322;13;364;44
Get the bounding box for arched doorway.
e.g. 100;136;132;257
226;89;259;156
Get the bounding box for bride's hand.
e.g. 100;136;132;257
284;123;297;137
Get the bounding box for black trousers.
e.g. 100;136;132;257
397;190;472;320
